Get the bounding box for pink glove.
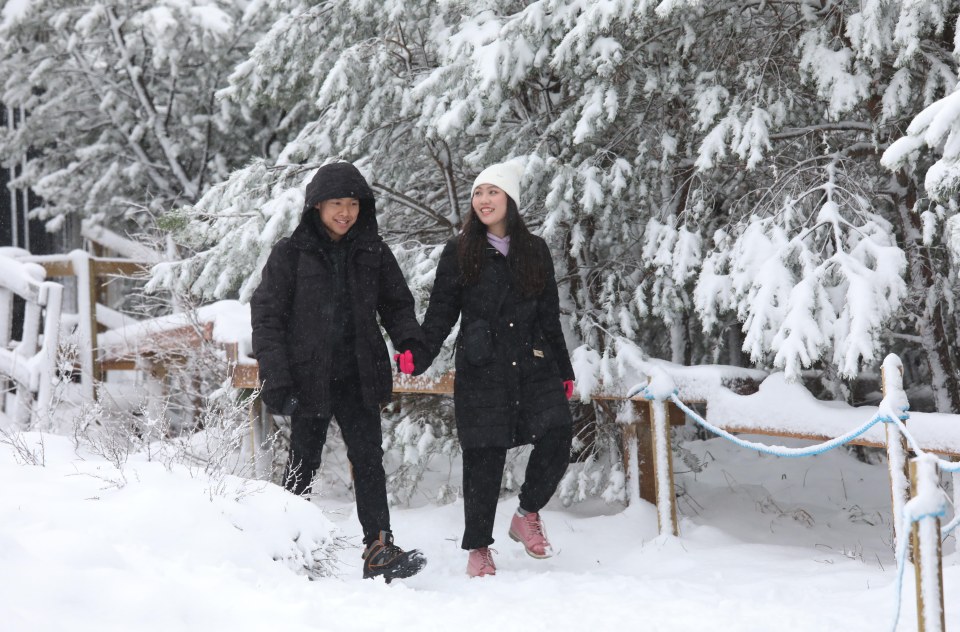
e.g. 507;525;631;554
563;380;575;400
393;350;415;375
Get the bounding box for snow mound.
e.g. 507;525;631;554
0;433;341;629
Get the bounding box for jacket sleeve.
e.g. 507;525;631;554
376;242;426;348
250;239;297;392
536;239;575;381
417;238;462;372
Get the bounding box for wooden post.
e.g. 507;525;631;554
0;288;11;410
954;463;960;549
619;398;682;535
910;457;946;632
620;401;656;505
649;398;680;536
618;402;641;505
35;281;63;418
16;300;42;425
0;288;12;346
246;395;274;479
635;409;657;505
87;257;104;385
71;252;96;400
882;361;911;560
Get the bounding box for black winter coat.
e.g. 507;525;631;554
419;235;574;449
250;163;424;417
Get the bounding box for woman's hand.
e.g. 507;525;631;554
393;349;416;375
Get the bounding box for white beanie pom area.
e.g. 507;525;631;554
470;162;523;207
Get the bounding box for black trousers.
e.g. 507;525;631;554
460;424;572;550
285;375;389;546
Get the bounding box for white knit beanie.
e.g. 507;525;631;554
471;162;523;207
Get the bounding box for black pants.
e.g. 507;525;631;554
285;375;389;546
460;425;572;550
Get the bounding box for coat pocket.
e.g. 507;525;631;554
462;319;494;365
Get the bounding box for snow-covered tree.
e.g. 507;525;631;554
877;3;960;411
150;0;960;442
0;0;274;236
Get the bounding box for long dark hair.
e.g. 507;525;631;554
457;196;545;297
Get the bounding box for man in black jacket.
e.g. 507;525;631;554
251;161;426;582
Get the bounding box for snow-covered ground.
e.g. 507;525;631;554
2;427;956;632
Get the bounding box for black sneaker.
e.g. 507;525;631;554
361;531;427;583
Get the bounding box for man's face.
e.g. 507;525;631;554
317;197;360;241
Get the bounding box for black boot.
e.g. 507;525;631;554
361;531;427;583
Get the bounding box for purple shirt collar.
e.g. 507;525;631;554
486;232;510;256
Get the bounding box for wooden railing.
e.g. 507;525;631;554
231;358;960;536
232;359;716;507
23;251;151;399
0;256;63;425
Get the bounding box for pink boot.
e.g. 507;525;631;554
467;547;496;578
508;511;553;558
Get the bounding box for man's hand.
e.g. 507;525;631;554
260;387;299;415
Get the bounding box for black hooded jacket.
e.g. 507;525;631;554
250;162;424;416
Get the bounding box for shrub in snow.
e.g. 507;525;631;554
382;400;461;506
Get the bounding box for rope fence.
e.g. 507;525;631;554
631;353;951;632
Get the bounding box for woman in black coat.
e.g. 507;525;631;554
250;161;426;583
413;162;575;578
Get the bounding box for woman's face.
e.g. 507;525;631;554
316;197;360;241
471;184;508;236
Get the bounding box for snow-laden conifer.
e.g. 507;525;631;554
135;0;960;500
0;0;274;233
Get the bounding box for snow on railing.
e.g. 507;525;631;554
0;254;63;426
633;354;949;632
80;222;163;264
21;250;151;400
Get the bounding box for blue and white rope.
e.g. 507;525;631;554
635;388;951;632
882;415;960;473
667;393;891;458
890;501;948;632
883;416;959;537
890;510;910;632
941;512;960;537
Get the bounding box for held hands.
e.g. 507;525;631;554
563;380;575;400
393;349;416;375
